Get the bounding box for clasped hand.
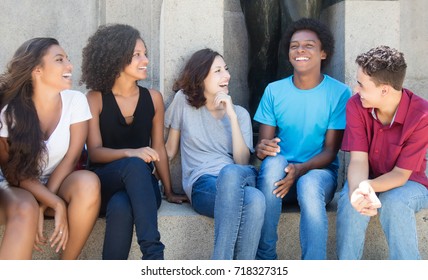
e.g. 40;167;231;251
34;201;68;253
350;180;382;216
255;137;300;198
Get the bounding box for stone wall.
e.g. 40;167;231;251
321;0;428;99
1;0;426;102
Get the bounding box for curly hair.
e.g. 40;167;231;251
356;45;407;91
80;24;142;93
173;48;222;108
0;38;56;184
281;17;334;70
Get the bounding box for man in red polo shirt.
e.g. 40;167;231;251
336;45;428;259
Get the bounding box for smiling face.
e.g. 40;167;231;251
288;29;326;75
33;44;73;92
354;66;384;108
121;38;149;81
203;55;231;98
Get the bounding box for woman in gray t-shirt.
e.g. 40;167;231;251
165;48;265;260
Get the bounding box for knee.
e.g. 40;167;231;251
297;177;327;206
218;164;255;187
218;164;245;182
258;155;288;184
7;192;38;223
123;157;152;176
70;171;101;205
337;183;364;221
337;183;352;212
261;155;288;171
378;191;408;216
337;189;350;210
298;173;322;188
218;164;240;176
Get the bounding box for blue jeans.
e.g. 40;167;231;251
336;180;428;259
192;164;266;260
256;155;337;260
94;157;163;260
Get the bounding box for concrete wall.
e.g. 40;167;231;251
0;0;100;92
321;0;428;100
160;0;225;106
0;0;249;106
0;0;162;92
400;0;428;97
1;0;425;101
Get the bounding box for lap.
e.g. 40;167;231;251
378;180;428;211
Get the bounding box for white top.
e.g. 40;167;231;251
0;90;92;181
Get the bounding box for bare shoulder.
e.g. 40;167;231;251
86;90;103;112
148;88;164;110
148;88;163;100
86;90;102;99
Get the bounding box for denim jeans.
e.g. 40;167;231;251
256;154;337;260
192;164;266;260
337;180;428;259
94;157;163;260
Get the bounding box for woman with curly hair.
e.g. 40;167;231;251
165;48;265;259
81;23;186;260
0;37;101;259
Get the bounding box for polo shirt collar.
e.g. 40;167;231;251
394;88;412;125
370;89;410;127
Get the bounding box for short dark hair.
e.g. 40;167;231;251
282;17;334;70
356;45;407;91
173;48;222;108
80;24;142;93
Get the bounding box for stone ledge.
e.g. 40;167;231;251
1;193;427;260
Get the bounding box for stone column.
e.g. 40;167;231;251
321;0;400;86
160;0;225;107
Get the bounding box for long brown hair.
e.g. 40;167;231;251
173;48;222;108
0;38;58;184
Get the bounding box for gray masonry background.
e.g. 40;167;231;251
1;0;426;104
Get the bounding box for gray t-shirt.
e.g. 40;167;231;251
165;90;254;200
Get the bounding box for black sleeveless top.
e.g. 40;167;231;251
99;86;154;150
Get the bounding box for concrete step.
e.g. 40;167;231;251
1;193;427;260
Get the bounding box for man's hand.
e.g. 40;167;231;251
272;163;303;198
351;180;381;216
256;137;281;160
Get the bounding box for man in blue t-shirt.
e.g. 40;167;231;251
254;18;351;260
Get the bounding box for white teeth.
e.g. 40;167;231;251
63;73;72;78
295;57;309;61
139;66;147;70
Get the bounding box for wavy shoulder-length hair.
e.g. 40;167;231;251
173;48;222;108
80;23;143;93
0;37;58;184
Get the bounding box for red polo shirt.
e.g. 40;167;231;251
342;89;428;188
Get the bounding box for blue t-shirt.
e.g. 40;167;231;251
254;74;351;170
